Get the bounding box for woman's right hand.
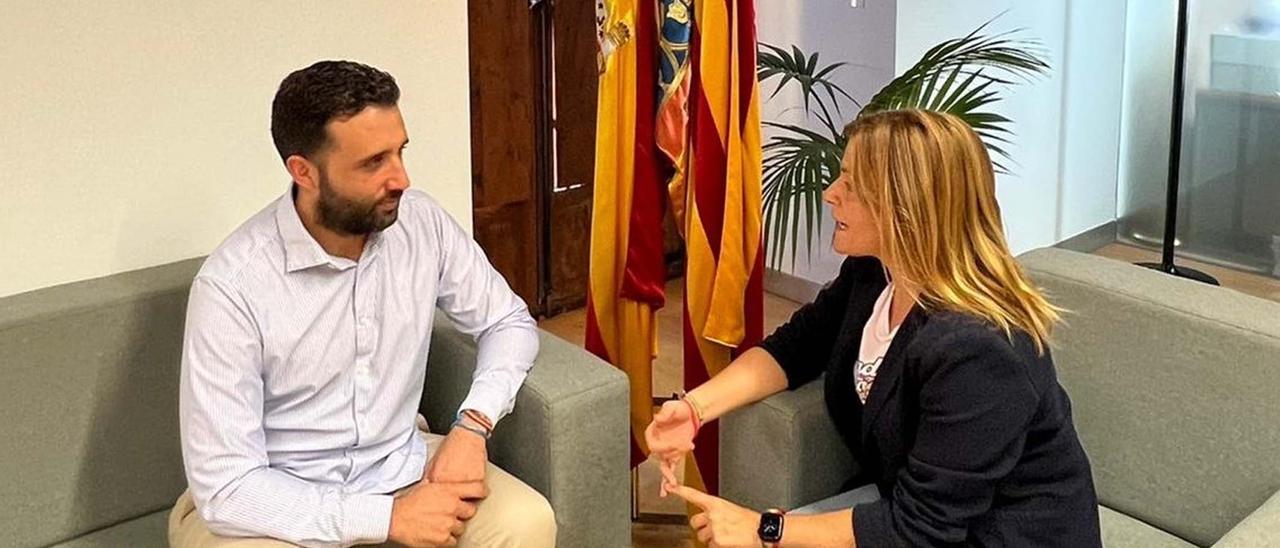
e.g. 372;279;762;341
644;399;699;496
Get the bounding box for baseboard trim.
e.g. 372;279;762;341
1055;221;1118;254
764;268;823;303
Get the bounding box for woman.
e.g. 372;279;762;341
647;109;1101;547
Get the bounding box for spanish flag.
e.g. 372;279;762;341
586;0;667;467
587;0;763;493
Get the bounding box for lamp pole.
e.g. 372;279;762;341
1137;0;1220;285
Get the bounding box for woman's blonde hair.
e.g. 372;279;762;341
843;109;1060;353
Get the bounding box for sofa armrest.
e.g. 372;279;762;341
1212;489;1280;548
421;315;631;548
719;377;858;511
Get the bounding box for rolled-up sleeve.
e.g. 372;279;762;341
853;331;1041;547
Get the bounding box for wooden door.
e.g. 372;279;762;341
543;0;596;315
468;0;543;314
469;0;682;318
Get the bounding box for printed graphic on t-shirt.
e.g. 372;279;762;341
855;356;884;403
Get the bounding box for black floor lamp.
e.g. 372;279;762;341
1136;0;1220;285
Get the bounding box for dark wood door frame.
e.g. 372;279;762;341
469;0;678;319
469;0;599;319
468;0;545;315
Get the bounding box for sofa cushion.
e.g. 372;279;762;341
1021;248;1280;546
49;509;168;548
0;259;201;548
1100;506;1196;548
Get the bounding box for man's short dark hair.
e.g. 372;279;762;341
270;60;400;163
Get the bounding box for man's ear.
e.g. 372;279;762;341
286;155;320;192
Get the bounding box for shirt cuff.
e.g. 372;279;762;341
343;493;395;546
456;398;503;430
457;380;510;429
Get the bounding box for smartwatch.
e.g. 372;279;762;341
758;508;785;546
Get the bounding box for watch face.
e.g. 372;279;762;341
758;512;784;542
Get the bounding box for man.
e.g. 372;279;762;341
169;60;555;548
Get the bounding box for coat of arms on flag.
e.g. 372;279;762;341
587;0;764;521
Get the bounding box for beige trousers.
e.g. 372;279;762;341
168;433;556;547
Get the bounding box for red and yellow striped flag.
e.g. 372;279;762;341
587;0;763;493
678;0;765;497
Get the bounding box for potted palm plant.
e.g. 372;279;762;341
758;20;1051;269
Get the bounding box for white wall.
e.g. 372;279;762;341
0;1;472;298
1058;0;1129;240
1117;0;1176;238
895;0;1131;257
756;0;897;283
760;0;1133;282
897;1;1069;255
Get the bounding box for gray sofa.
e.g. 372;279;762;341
721;247;1280;547
0;258;631;547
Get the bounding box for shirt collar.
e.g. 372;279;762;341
274;189;333;272
275;187;388;272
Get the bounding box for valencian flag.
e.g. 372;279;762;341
587;0;764;499
678;0;765;498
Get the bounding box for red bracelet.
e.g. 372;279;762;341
460;409;494;435
681;396;703;434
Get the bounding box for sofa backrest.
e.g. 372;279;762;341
0;258;202;547
1021;248;1280;546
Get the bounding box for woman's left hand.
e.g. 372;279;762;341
668;485;763;548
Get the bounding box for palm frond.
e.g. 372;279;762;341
758;42;859;136
760;122;844;268
860;20;1049;170
757;16;1050;269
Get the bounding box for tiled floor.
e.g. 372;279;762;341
538;244;1279;547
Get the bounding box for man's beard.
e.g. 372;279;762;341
315;170;402;236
